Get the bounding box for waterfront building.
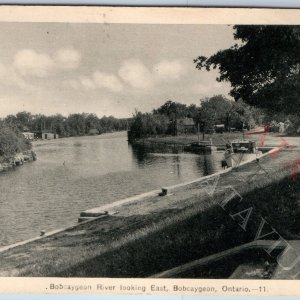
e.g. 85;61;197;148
34;131;59;140
22;132;35;140
176;118;195;134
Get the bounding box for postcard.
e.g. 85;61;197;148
0;5;299;296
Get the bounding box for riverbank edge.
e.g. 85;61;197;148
1;141;300;277
0;150;36;173
0;146;276;254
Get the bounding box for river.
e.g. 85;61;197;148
0;131;224;246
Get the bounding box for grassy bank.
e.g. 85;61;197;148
132;132;246;146
129;132;245;154
55;165;300;278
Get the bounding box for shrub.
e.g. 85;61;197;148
0;126;31;162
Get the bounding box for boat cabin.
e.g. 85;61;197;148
231;140;256;153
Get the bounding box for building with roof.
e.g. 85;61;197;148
34;131;59;140
176;118;196;134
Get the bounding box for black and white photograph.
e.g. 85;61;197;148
0;6;299;291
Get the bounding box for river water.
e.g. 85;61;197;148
0;131;224;246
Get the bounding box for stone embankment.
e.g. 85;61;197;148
0;150;37;172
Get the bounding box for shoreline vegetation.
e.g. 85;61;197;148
127;97;300;152
0;111;130;172
0;125;36;173
3;111;130;138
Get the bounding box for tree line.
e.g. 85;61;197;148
128;95;264;141
0;112;130;162
1;112;130;137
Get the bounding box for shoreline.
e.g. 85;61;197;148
0;149;36;173
0;137;272;253
0;135;299;278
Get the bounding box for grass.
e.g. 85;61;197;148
53;165;300;278
139;132;245;146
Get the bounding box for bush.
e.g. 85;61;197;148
0;126;31;162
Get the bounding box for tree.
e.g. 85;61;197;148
153;100;200;135
49;114;68;137
3;115;19;131
16;111;32;130
67;114;86;136
85;113;100;134
153;100;187;120
229;99;257;130
194;25;300;114
199;95;232;131
128;111;169;140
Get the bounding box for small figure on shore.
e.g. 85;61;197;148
63;161;66;166
221;159;228;169
223;144;233;168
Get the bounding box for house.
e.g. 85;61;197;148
22;132;35;140
176;118;195;134
34;131;59;140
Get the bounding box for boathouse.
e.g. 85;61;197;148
22;132;35;140
34;131;59;140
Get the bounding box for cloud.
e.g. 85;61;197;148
93;71;123;92
12;48;81;79
0;60;38;91
118;59;186;89
62;79;80;90
64;71;123;93
54;48;81;70
191;81;229;98
153;59;186;81
13;49;54;77
79;76;95;90
62;58;187;93
118;59;153;89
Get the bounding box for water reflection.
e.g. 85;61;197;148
130;144;224;181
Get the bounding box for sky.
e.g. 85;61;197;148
0;23;235;118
